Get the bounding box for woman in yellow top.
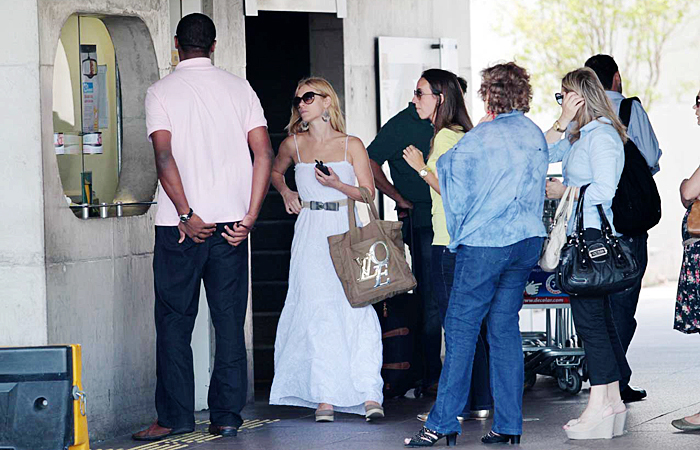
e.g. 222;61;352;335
403;69;493;424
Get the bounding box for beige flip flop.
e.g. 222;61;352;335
315;409;334;422
365;403;384;421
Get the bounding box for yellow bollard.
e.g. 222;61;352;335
69;344;90;450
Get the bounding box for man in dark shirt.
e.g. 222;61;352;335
367;102;441;390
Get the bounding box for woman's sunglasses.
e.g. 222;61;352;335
555;93;564;105
695;95;700;108
414;88;440;99
292;91;326;108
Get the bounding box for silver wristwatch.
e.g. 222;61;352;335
179;208;194;223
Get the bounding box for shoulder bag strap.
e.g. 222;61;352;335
595;203;629;268
553;186;573;222
346;187;384;241
574;184;590;268
574;184;589;236
619;97;640;128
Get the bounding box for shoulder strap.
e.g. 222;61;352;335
619;97;640;128
344;135;350;161
293;134;302;163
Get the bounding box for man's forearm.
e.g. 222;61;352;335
247;154;273;220
247;129;275;220
370;159;405;203
156;153;190;216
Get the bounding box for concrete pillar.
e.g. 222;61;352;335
0;0;48;347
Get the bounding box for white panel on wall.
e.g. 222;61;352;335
181;0;203;16
246;0;345;16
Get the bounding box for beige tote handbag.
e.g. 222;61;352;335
539;186;576;272
328;187;417;308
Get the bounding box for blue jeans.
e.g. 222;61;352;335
426;237;543;436
431;245;492;412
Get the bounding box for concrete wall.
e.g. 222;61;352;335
36;0;168;440
0;0;48;347
343;0;471;144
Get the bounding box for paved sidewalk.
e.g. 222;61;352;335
94;285;700;450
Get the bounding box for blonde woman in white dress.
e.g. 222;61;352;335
269;77;384;422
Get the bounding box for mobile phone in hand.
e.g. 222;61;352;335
315;159;331;176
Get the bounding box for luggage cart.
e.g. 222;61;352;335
521;195;587;395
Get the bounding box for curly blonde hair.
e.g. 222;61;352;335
285;77;346;135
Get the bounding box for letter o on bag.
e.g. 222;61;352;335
369;241;389;266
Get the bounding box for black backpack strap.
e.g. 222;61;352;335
619;96;640;127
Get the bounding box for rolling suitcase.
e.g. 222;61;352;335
0;344;89;450
373;211;424;398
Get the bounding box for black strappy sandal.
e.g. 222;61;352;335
404;426;457;447
481;430;521;444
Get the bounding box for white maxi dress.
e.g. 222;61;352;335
269;136;384;415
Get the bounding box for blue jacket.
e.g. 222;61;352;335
437;110;549;250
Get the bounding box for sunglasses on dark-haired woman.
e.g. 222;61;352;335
292;91;326;108
695;95;700;108
413;88;441;99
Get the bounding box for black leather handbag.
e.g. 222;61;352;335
556;185;641;297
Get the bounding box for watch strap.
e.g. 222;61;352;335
179;208;194;222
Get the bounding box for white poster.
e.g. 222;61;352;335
97;65;109;129
80;44;99;133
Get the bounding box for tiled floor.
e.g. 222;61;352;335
93;285;700;450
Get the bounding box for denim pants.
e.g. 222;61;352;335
154;225;249;430
426;237;543;436
431;245;493;412
401;219;443;387
608;233;648;390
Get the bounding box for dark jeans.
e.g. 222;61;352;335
431;245;492;412
401;219;442;387
568;229;632;387
426;237;543;436
154;224;249;430
608;233;648;390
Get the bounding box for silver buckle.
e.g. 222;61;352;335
310;201;339;211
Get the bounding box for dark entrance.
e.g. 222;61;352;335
245;11;345;389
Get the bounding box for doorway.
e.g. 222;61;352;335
245;11;344;389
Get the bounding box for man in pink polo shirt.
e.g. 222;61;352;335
132;13;273;441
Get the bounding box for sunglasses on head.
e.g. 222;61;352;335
292;91;326;108
555;92;564;105
414;88;441;99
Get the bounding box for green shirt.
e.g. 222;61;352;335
367;103;434;228
428;128;465;246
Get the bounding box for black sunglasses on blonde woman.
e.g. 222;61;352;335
292;91;325;108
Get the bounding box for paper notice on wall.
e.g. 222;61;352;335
80;44;99;133
97;65;109;129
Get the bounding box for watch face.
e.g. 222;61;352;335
420;169;428;177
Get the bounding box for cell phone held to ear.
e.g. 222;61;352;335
315;159;331;176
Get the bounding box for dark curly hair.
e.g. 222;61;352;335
478;62;532;114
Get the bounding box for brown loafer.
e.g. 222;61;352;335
209;424;238;437
132;421;173;441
